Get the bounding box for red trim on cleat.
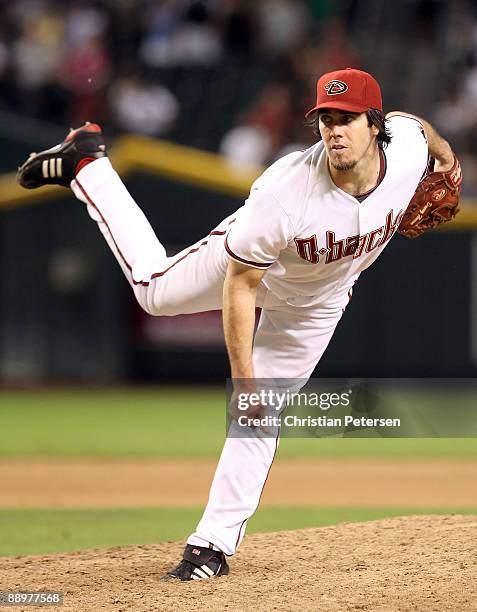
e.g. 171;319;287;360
65;123;102;143
75;157;97;175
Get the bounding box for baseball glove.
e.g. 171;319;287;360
398;155;462;239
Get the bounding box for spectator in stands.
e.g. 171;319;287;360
10;6;64;117
140;0;222;67
0;0;476;198
289;18;361;88
219;81;294;169
433;65;477;197
109;74;179;137
433;86;477;149
169;0;223;65
255;0;309;56
57;33;111;123
63;0;110;48
139;0;185;68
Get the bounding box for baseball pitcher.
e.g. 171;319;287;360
17;68;461;581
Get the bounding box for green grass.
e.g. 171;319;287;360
279;437;477;459
1;506;476;557
0;388;476;459
0;388;225;458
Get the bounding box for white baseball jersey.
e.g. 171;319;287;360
72;113;429;557
226;115;428;307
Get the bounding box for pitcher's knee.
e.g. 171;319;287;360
133;288;160;316
133;288;180;317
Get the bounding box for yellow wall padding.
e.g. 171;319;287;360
3;135;477;230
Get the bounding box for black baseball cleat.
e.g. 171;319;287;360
160;544;229;582
16;122;107;189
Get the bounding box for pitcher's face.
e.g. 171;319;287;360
319;110;379;171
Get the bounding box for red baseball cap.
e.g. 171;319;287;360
305;67;382;116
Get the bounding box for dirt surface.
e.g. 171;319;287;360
1;458;477;508
1;515;476;611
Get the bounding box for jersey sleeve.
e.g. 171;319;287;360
386;114;429;176
225;185;293;269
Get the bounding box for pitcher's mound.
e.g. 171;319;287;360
1;515;476;611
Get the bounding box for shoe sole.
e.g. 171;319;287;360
160;562;230;582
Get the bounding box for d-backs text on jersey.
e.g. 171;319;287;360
294;209;405;264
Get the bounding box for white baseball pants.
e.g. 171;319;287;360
72;158;346;555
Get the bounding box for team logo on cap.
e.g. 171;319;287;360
325;80;348;95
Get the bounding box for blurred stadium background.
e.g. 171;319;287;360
1;0;477;383
1;0;477;558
